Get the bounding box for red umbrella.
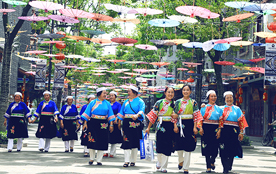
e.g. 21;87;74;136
178;79;187;83
111;37;138;45
214;61;235;66
26;50;47;55
250;67;265;74
215;37;242;44
90;13;114;21
135;8;163;16
150;62;171;68
183;62;202;66
135;44;158;50
249;58;265;63
59;9;94;20
176;6;211;18
29;1;63;12
0;9;15;15
186;77;195;83
41;41;64;44
48;15;79;23
18;14;49;22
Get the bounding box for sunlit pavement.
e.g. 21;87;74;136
0;124;275;174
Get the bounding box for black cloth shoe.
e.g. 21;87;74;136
97;162;102;165
89;161;93;165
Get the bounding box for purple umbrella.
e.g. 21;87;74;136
29;1;63;12
101;83;114;86
48;15;79;23
18;14;49;22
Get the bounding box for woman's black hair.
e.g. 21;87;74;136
164;87;175;108
181;84;192;91
96;91;103;97
131;87;140;96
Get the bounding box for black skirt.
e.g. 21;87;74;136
80;120;90;146
35;115;57;139
174;119;196;152
108;123;123;144
87;118;109;150
60;119;78;141
156;121;174;156
7;117;28;139
201;123;219;157
220;125;243;158
120;118;143;150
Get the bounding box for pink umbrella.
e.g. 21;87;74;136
250;67;265;74
0;9;15;15
18;14;49;22
48;15;79;23
135;8;163;16
93;73;106;77
119;76;131;79
101;83;114;86
183;62;202;66
128;9;138;14
135;44;158;50
177;68;189;71
159;74;175;77
26;50;47;55
139;62;149;64
59;9;94;20
176;6;210;18
25;71;36;75
133;69;149;74
61;65;78;68
41;41;64;44
215;37;242;44
147;78;156;81
42;54;58;57
106;70;123;74
29;1;63;12
198;12;220;19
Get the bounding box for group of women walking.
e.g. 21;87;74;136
4;84;248;174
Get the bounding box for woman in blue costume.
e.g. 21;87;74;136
32;91;59;152
220;91;248;173
3;92;31;152
59;96;79;152
118;86;145;168
80;94;95;157
104;91;122;158
79;87;115;165
200;90;223;173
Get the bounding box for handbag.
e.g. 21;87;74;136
140;133;154;161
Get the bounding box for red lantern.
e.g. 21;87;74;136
267;20;276;33
263;92;268;102
235;93;238;98
236;101;240;106
187;70;195;74
265;37;276;43
55;53;65;60
187;77;195;83
55;42;66;50
239;88;243;95
239;96;243;104
56;31;66;39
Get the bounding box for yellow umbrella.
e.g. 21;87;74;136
112;18;140;24
165;39;190;45
230;41;253;47
254;32;276;38
114;89;122;92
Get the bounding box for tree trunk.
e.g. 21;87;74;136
56;88;63;110
195;50;204;106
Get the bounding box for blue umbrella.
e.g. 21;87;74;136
255;10;276;15
148;19;180;27
252;43;266;46
81;30;106;35
37;33;64;39
185;73;202;76
243;3;276;13
225;1;255;10
182;42;203;48
213;43;230;51
234;58;255;65
161;77;175;80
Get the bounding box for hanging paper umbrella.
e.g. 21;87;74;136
214;61;235;66
61;65;78;69
91;38;112;44
139;62;149;65
29;1;63;13
125;61;143;64
93;73;106;77
215;37;242;44
106;70;123;74
66;36;91;42
243;72;254;75
204;69;215;73
183;42;203;48
177;68;189;71
213;43;230;51
91;70;106;73
186;77;195;83
150;40;174;45
26;50;47;55
254;32;276;38
255;10;276;15
221;73;235;76
136;77;148;82
101;83;113;86
230;41;253;47
121;43;134;46
141;74;156;78
107;59;126;64
111;37;138;45
222;13;254;23
59;9;94;20
148;19;180;27
95;67;109;70
176;6;211;18
18;14;49;22
150;62;170;68
115;69;130;72
82;57;101;62
159;74;175;77
243;3;276;12
128;9;138;14
133;69;149;74
112;18;140;24
225;1;255;10
51;60;63;63
65;55;84;59
48;15;79;23
185;72;202;76
234;58;255;65
198;12;220;19
165;39;190;45
135;8;163;16
135;44;158;50
124;72;140;77
0;9;15;15
81;30;106;35
202;40;218;52
147;78;156;81
167;15;198;24
41;54;58;57
118;76;131;79
37;33;64;39
25;71;36;75
249;58;265;63
90;13;114;21
249;67;265;74
183;62;202;67
104;4;132;15
147;69;160;72
2;0;27;7
252;43;266;46
161;77;175;80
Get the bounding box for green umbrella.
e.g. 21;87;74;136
3;0;27;7
141;74;156;78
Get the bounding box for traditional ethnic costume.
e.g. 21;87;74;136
147;99;177;171
200;103;223;170
80;104;89;155
59;103;79;152
118;97;145;165
80;98;115;163
174;98;203;171
220;104;248;173
4;98;31;151
34;100;59;152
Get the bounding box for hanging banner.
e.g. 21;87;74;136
35;59;47;90
265;43;276;85
54;62;65;88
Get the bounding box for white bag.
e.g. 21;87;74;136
144;134;154;161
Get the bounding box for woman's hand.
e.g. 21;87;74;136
145;127;150;135
201;103;206;108
132;114;138;121
199;128;204;136
109;125;114;133
216;129;221;139
3;120;7;127
114;117;118;124
174;126;179;133
28;118;32;124
60;122;64;129
82;124;87;131
118;120;121;130
193;127;198;135
238;133;244;141
171;113;178;119
54;116;58;123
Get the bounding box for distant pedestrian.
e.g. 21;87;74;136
3;92;32;152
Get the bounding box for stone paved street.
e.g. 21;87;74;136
0;124;275;174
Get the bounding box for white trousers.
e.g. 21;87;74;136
64;140;75;150
104;144;117;156
157;153;169;170
124;148;138;163
84;146;89;153
177;150;191;170
89;149;104;162
39;138;51;151
8;138;23;150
